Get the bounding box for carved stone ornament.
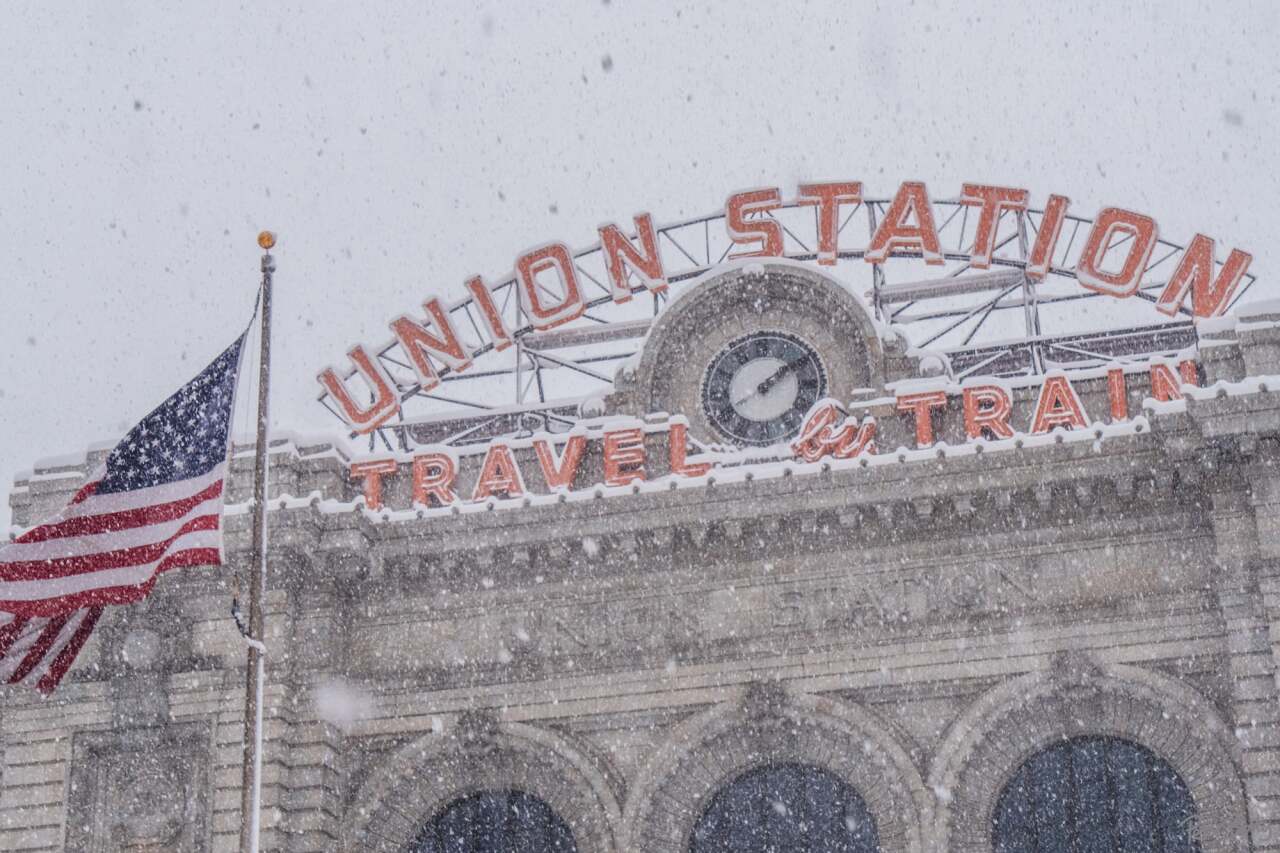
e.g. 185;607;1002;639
65;724;211;853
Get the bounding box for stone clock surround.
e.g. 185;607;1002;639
611;261;929;446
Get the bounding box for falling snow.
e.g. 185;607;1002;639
2;4;1279;852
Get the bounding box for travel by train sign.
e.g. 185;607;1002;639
318;180;1254;437
347;357;1202;513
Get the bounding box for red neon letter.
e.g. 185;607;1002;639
1026;195;1070;282
962;385;1014;440
516;243;586;331
1149;361;1197;402
599;213;667;302
960;183;1028;269
350;458;397;510
726;188;784;259
792;402;843;462
472;443;525;500
317;346;400;434
1030;374;1089;433
669;422;712;477
792;401;876;461
866;181;943;266
828;417;877;459
797;181;862;265
603;428;646;486
412;453;457;507
1107;367;1129;422
1155;234;1252;319
464;275;514;351
1076;207;1158;298
533;434;587;491
896;390;948;448
1149;363;1181;402
390;297;473;392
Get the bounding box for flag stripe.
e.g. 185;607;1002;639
0;528;222;601
0;546;225;617
0;514;221;583
24;465;227;526
0;616;28;657
13;479;223;545
22;613;84;686
3;484;225;562
69;481;99;505
8;613;71;684
0;618;49;681
36;607;102;694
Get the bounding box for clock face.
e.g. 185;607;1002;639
700;331;827;446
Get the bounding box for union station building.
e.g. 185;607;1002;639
3;186;1280;853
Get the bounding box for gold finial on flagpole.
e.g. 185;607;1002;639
257;231;276;251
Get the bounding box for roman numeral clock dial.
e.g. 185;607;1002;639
700;332;827;446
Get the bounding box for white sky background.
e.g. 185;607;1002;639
2;0;1278;530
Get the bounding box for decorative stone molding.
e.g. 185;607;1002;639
344;719;621;852
621;685;929;853
65;723;212;852
928;659;1249;853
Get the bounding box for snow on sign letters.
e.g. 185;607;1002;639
316;178;1256;517
317;179;1253;437
346;357;1204;515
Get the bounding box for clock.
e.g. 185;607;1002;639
615;265;890;452
700;331;827;446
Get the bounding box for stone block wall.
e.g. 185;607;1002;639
3;315;1280;850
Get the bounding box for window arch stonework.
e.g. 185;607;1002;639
690;762;881;853
928;657;1249;853
992;736;1200;852
343;718;621;853
410;789;577;852
621;685;929;853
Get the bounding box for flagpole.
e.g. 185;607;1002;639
239;231;275;853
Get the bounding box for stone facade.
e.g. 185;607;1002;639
4;267;1280;851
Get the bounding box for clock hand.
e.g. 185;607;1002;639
756;360;797;395
731;359;802;408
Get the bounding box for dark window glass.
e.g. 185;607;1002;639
689;763;880;853
410;790;576;853
993;736;1200;853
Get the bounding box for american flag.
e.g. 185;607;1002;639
0;335;246;693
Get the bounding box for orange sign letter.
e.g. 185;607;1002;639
960;183;1028;269
962;385;1014;440
599;213;667;302
516;243;586;331
726;188;784;259
1076;207;1158;298
1030;374;1089;433
866;181;943;266
896;390;948;447
318;346;400;434
797;181;862;265
350;458;398;510
1155;234;1252;319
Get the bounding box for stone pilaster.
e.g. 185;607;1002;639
1216;461;1280;851
277;573;349;852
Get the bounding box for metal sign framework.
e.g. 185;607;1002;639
318;197;1258;452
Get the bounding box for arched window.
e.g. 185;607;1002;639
993;736;1200;853
690;763;880;853
409;790;576;853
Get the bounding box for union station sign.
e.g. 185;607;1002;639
320;180;1255;513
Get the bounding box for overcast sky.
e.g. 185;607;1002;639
3;0;1277;530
